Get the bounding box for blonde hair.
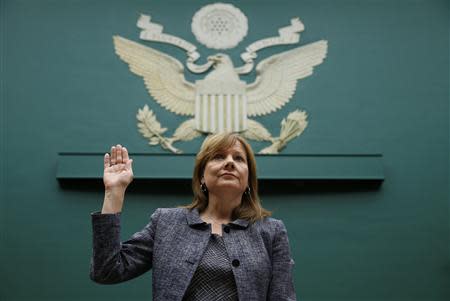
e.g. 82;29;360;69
185;132;271;222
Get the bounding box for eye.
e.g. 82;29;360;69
212;153;225;160
234;155;246;162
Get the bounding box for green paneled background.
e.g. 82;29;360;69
1;0;449;300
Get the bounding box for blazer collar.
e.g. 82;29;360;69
186;208;249;229
229;218;249;229
186;208;207;227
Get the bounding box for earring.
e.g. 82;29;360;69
245;186;251;195
201;182;208;194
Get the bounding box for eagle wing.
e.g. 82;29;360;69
113;36;196;116
246;40;327;116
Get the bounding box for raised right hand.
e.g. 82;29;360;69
103;144;134;190
101;144;133;214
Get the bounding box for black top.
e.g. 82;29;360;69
183;233;238;301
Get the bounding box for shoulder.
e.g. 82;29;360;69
147;208;189;236
250;217;288;241
253;216;286;232
155;207;186;216
151;207;187;222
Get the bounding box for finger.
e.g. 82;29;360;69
123;147;130;162
111;146;117;165
116;144;123;163
104;153;110;169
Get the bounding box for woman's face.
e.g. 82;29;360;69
202;141;249;196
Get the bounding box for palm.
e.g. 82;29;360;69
104;164;133;188
103;145;133;189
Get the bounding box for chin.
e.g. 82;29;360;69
214;184;244;192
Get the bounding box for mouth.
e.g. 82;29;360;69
221;173;238;178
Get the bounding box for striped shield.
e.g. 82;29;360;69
195;93;247;133
195;81;247;133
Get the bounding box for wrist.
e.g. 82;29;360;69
102;188;125;214
104;186;126;196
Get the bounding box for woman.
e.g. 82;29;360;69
90;133;297;300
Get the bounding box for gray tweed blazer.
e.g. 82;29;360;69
90;207;297;300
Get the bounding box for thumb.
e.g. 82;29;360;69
126;159;133;171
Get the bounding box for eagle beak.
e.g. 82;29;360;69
208;55;219;62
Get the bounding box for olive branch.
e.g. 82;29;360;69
136;105;182;153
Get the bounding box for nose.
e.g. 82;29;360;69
224;155;236;169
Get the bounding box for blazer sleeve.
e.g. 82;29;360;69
268;219;297;301
89;208;160;284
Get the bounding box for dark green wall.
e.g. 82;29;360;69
1;0;449;300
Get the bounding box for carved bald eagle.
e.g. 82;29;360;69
112;35;328;153
113;36;327;133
